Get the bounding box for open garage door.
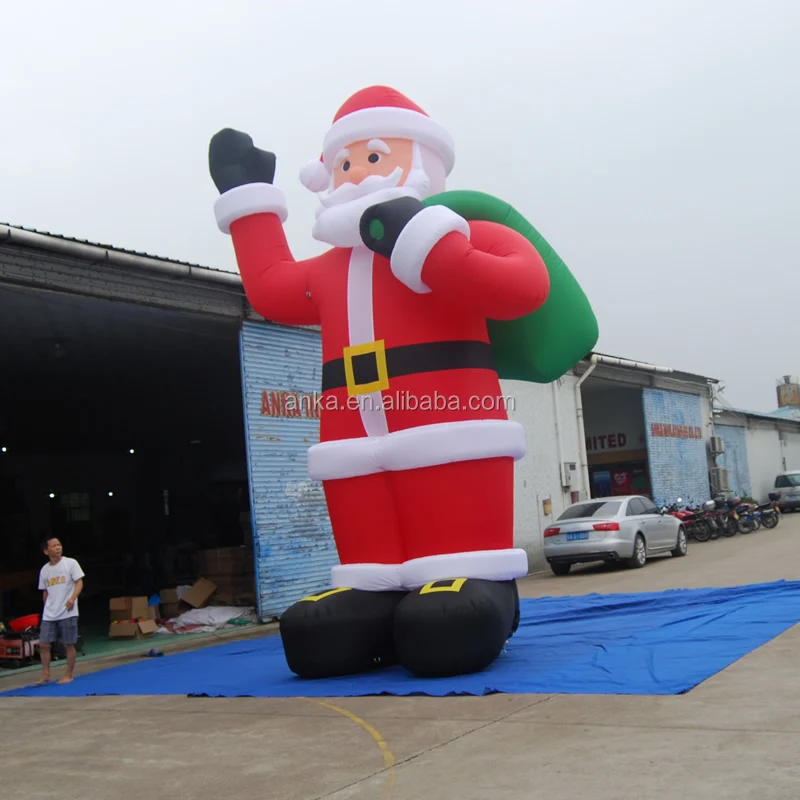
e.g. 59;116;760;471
0;281;254;634
580;372;712;507
580;381;653;499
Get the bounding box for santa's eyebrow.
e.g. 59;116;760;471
333;148;349;168
367;139;391;154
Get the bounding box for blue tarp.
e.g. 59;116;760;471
4;581;800;698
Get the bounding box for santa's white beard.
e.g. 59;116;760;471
311;154;432;248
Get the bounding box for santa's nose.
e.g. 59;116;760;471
347;165;369;184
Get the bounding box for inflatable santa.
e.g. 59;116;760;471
209;85;597;679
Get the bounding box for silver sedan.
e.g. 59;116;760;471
543;495;688;576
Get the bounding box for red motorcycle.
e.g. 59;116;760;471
665;498;716;542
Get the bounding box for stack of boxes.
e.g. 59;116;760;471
195;546;256;606
108;596;159;639
158;588;182;620
106;547;255;638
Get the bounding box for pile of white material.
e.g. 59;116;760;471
155;605;257;634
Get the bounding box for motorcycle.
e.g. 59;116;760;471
727;496;759;533
667;498;716;542
711;496;739;537
756;492;782;529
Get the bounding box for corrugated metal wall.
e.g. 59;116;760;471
715;424;753;498
239;320;338;619
642;388;710;507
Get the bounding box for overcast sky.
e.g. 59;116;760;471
2;0;797;412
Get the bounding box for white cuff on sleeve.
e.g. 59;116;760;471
214;182;288;233
390;205;470;293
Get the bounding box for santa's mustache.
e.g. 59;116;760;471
319;167;403;209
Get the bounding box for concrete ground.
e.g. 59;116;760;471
2;515;799;799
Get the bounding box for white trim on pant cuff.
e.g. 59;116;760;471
331;563;405;592
401;548;529;589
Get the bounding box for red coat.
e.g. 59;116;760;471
217;184;550;482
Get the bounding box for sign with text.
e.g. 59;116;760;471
583;388;646;453
586;433;629;452
650;423;702;439
261;389;321;420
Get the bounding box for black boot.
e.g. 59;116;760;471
393;578;518;678
510;579;521;636
280;587;407;679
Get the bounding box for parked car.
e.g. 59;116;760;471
773;471;800;511
543;495;688;576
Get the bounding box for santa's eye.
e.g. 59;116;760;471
342;160;351;171
368;153;380;164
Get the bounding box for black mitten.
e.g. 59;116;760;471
359;196;425;259
209;128;276;194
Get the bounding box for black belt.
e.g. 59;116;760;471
321;339;496;393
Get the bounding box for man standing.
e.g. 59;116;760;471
36;537;84;685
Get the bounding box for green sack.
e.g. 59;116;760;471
422;190;599;384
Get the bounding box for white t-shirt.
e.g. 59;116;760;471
38;557;85;622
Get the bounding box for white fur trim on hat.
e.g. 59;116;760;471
322;106;455;175
299;159;330;192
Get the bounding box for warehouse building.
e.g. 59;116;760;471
714;381;800;504
0;224;259;630
575;354;719;509
0;223;727;624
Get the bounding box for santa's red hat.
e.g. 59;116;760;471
299;86;455;192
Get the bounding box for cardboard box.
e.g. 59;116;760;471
196;547;253;576
108;619;159;639
180;578;217;609
211;593;235;607
202;576;254;596
159;588;180;605
109;596;150;622
160;602;182;619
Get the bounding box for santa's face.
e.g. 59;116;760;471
312;137;431;249
331;138;414;189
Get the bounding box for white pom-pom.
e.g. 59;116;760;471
299;160;330;192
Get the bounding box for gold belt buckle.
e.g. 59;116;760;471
342;339;390;396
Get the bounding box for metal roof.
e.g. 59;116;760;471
0;222;243;287
582;350;719;384
714;404;800;426
769;406;800;421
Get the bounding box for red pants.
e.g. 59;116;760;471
323;456;519;589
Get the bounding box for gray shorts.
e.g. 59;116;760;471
39;617;79;645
